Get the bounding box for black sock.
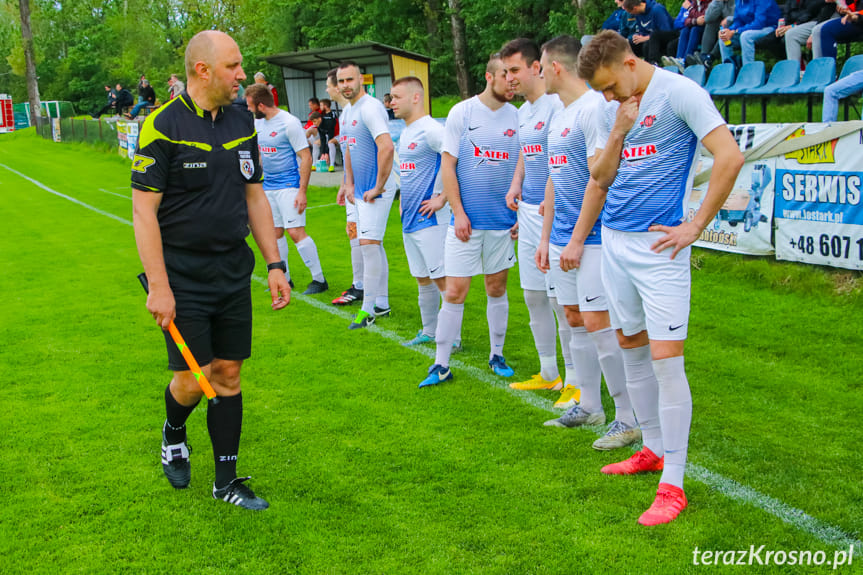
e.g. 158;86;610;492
207;392;242;489
164;385;199;444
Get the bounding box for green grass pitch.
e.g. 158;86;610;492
0;129;861;574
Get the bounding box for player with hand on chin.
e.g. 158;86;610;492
569;30;743;525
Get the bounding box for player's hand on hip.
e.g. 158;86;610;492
505;187;521;211
560;240;584;272
419;194;445;217
269;270;291;310
535;242;550;273
295;192;307;214
648;221;699;259
454;213;472;242
345;186;355;205
336;186;346;206
614;97;640;135
363;188;381;203
538;200;546;216
509;222;519;241
147;288;176;330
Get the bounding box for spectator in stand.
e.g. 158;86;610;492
770;0;836;65
676;1;712;67
254;72;279;106
127;78;156;119
718;0;782;66
817;1;863;58
319;98;339;171
93;85;118;118
168;74;184;99
604;0;631;34
307;97;320;119
823;69;863;121
701;0;735;64
306;111;323;164
114;83;134;114
809;1;843;58
622;0;675;64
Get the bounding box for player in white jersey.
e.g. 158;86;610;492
531;35;638;451
389;76;453;348
338;61;398;329
571;30;744;525
245;84;328;295
419;53;520;388
327;68;365;307
498;38;577;409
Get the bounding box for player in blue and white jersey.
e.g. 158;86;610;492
326;68;365;307
338;61;398;330
419;53;520;388
571;30;744;525
531;35;638;452
389;76;454;348
245;84;328;295
499;38;578;409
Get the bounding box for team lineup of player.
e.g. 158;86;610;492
253;30;744;525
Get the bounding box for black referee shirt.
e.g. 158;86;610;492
131;92;263;253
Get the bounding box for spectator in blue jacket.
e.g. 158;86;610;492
623;0;675;64
718;0;782;66
603;0;637;38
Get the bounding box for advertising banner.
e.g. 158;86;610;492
774;125;863;270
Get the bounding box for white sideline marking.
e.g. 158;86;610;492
99;188;131;200
306;202;339;210
5;163;860;550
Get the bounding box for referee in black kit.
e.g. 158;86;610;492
132;30;291;510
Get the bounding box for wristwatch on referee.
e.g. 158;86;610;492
267;261;287;273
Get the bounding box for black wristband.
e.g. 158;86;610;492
267;261;287;273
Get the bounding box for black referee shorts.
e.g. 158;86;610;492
162;243;256;371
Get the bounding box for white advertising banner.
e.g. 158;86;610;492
774;125;863;270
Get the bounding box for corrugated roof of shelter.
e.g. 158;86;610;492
263;41;431;71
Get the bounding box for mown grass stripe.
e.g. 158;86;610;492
5;163;860;551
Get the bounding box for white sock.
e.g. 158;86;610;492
435;301;464;367
568;326;603;414
277;236;291;281
486;293;508;360
524;290;557;378
621;345;662;457
350;238;363;289
653;356;691;489
376;244;389;309
550;297;573;374
295;236;324;282
360;244;381;315
590;328;636;427
441;289;463;343
418;283;440;337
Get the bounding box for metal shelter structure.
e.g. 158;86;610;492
262;42;432;116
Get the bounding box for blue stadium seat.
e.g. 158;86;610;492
663;65;681;74
704;63;736;96
779;57;837;121
711;62;766;122
683;64;706;86
781;57;836;96
744;60;800;122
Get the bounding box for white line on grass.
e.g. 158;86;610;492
306;202;340;210
5;163;860;551
99;188;131;199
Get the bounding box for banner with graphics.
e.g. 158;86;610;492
117;121;139;160
774;125;863;270
690;124;783;255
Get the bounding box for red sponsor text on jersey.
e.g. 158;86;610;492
473;146;510;160
400;162;417;171
548;154;568;166
260;146;277;153
621;144;658;161
522;144;543;155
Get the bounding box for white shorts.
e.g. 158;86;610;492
266;187;305;229
445;227;515;277
549;243;607;311
355;190;396;241
403;224;447;279
517;201;548;291
345;198;358;224
601;226;691;340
